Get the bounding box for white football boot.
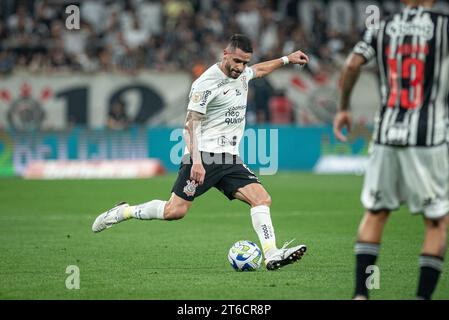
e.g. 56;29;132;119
265;239;307;271
92;202;129;233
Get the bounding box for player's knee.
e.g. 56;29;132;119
253;194;272;207
164;203;189;220
424;216;449;251
264;195;272;207
426;214;449;231
367;210;389;222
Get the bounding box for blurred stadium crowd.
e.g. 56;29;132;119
0;0;361;77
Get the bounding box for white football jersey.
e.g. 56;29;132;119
186;63;255;155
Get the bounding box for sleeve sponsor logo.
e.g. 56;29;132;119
200;90;212;107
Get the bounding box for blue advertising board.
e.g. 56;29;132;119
0;125;371;176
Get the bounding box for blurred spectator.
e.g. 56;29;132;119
258;7;279;59
81;0;106;33
0;0;361;76
250;77;275;123
164;0;194;30
138;0;163;35
0;22;7;45
123;14;149;49
49;39;72;71
7;4;33;36
206;9;224;38
107;98;131;130
63;21;91;57
236;0;261;42
191;59;207;80
269;89;295;124
0;49;15;75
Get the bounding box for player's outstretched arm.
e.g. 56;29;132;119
251;50;309;78
333;53;365;142
184;110;206;185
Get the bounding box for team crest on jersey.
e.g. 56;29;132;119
183;180;198;197
241;76;247;91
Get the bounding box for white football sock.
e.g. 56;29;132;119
250;205;277;258
123;200;166;220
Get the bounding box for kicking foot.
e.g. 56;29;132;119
92;202;129;233
265;239;307;271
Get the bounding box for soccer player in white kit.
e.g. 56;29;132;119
92;34;310;270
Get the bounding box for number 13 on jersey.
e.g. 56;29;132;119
387;57;424;109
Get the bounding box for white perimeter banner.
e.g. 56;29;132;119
0;70;379;129
23;159;165;179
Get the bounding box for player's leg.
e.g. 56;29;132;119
91;193;193;232
233;183;275;256
353;210;390;300
355;145;398;299
125;192;192;221
398;144;449;300
215;157;305;270
233;183;307;270
417;214;449;300
216;157;278;260
92;153;221;232
410;145;449;299
357;211;390;243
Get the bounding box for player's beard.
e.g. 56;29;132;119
226;62;241;79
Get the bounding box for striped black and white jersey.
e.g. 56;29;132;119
354;6;449;147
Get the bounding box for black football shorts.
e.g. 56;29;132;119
171;152;261;201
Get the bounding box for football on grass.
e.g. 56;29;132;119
228;240;262;271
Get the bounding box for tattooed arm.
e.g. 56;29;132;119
184;110;206;185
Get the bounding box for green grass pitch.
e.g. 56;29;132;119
0;173;448;300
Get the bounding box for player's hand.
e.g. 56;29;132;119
190;163;205;185
333;110;352;142
287;50;309;66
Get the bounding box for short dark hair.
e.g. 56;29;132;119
228;34;253;53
